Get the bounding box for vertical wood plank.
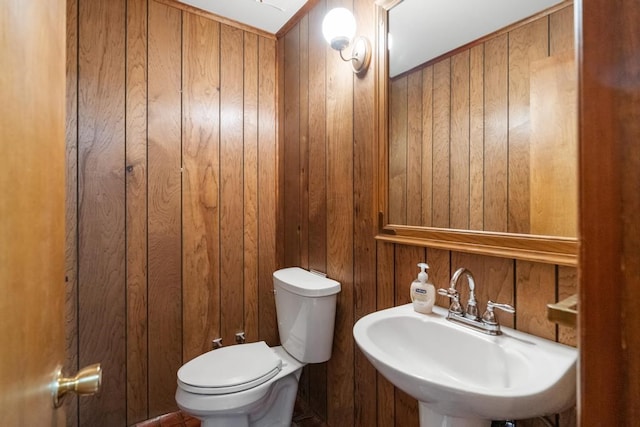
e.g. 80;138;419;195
257;37;279;346
406;72;423;226
388;76;408;224
182;14;221;361
64;0;79;424
283;26;302;266
550;5;574;56
469;45;484;231
508;18;549;234
530;52;578;237
78;0;127;424
353;0;377;423
376;241;395;426
286;22;312;404
219;24;245;346
432;59;451;228
483;34;509;232
147;1;182;416
243;32;260;343
303;6;327;408
394;245;423;427
298;16;310;271
450;51;470;230
325;0;354;422
276;30;286;274
420;67;433;227
126;0;149;422
515;261;556;340
307;0;328;277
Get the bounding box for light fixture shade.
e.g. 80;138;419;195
322;7;356;51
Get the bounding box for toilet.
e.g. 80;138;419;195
175;267;341;427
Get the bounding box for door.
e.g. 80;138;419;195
578;0;640;423
1;0;67;424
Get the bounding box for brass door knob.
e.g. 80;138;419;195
53;363;102;408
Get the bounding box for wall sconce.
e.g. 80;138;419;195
322;7;371;75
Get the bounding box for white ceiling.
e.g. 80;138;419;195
389;0;565;77
177;0;309;34
178;0;565;75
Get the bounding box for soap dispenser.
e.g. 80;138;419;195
410;262;436;314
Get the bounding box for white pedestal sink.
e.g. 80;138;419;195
353;304;577;427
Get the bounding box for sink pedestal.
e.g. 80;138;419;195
419;403;490;427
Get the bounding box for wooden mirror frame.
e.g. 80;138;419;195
374;0;578;266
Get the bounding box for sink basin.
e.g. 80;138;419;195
353;304;577;426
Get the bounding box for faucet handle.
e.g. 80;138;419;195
482;300;515;324
437;288;463;315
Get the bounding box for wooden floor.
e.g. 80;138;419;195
134;412;199;427
134;403;327;427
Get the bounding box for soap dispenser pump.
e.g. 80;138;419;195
410;262;436;314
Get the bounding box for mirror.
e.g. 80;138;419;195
375;0;578;266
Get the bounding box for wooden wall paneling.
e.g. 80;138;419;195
388;76;408;224
325;0;355;422
393;245;423;427
420;67;434;227
298;16;310;271
353;0;377;423
181;14;221;361
469;45;484;231
306;2;328;418
77;0;127;425
376;241;395;426
432;59;451;228
514;261;556;340
243;32;260;343
257;37;279;347
147;1;183;416
64;0;79;424
283;25;302;266
507;18;549;234
219;24;245;347
126;0;149;422
450;51;470;230
550;5;574;55
406;72;423;226
483;34;509;232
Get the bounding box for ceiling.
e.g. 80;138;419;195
389;0;565;77
177;0;309;34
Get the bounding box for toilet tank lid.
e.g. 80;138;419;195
273;267;341;297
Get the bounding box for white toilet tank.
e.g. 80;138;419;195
273;267;341;364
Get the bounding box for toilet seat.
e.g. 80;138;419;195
177;341;282;395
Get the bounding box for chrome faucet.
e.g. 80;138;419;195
437;267;515;335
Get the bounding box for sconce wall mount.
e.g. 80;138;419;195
322;7;371;75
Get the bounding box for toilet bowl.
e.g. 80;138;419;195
175;267;341;427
